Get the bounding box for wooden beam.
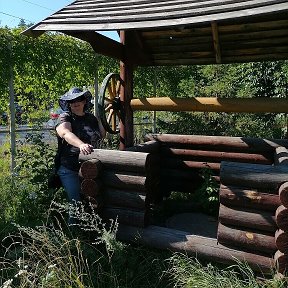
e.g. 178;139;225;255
131;97;288;113
64;30;124;61
117;224;274;273
211;21;222;64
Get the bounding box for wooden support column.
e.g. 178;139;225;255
120;30;134;150
211;21;222;64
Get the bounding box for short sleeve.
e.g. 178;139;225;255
56;112;72;127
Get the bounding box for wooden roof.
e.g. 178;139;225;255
23;0;288;66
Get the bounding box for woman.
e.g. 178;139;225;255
56;87;105;207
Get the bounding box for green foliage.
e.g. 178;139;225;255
0;27;118;124
156;111;284;138
193;169;219;216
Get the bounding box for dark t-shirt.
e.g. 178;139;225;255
57;112;102;171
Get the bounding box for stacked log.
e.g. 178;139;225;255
79;158;103;212
218;160;288;272
145;134;287;195
79;148;160;228
274;147;288;274
117;224;274;273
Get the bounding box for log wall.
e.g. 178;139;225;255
218;146;288;275
274;147;288;274
79;141;160;227
145;133;288;195
78;134;288;274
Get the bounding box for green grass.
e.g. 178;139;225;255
1;202;287;288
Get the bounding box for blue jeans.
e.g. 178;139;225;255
57;165;81;225
57;165;81;202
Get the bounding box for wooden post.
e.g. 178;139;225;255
120;30;134;150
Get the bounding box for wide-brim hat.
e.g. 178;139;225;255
59;87;93;111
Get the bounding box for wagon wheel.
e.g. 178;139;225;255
98;73;122;134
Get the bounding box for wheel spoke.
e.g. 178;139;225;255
107;109;114;124
111;77;116;96
107;83;115;99
116;80;121;95
105;103;113;112
112;112;116;131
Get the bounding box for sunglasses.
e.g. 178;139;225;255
68;96;86;104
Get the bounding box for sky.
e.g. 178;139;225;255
0;0;119;41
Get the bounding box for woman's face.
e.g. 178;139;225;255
69;97;86;115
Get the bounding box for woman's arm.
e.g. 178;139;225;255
56;122;93;155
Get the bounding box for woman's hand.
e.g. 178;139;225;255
79;143;93;155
